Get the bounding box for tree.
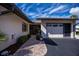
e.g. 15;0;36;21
70;15;78;19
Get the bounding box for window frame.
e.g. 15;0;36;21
22;22;28;32
46;23;63;27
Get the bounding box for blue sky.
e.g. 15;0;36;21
16;3;79;21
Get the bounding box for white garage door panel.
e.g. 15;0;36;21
48;34;63;38
47;24;63;38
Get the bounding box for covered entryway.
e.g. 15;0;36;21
30;24;41;35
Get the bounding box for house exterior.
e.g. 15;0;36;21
0;4;32;51
0;3;78;51
37;18;76;39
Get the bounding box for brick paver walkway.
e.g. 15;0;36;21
13;36;47;56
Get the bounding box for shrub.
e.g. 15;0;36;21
17;35;27;44
70;15;78;19
27;34;31;38
17;34;30;44
0;33;6;41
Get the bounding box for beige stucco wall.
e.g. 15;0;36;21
0;13;30;51
41;19;75;38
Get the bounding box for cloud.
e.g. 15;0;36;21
31;14;40;18
70;7;79;16
43;6;54;12
26;4;34;12
20;4;27;11
48;5;65;14
36;3;40;6
49;15;70;18
27;13;36;16
43;4;60;12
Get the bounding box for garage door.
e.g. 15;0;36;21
46;23;63;38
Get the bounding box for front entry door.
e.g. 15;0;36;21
30;25;41;35
63;23;71;37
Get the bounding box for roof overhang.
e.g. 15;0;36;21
0;3;33;23
37;18;76;21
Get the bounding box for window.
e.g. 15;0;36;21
59;24;63;27
46;23;52;26
46;23;63;27
22;23;28;32
53;24;58;27
46;23;58;27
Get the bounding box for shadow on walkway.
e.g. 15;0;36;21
43;38;57;46
0;43;22;56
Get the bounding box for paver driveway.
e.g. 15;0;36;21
14;37;79;56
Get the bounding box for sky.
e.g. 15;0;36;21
16;3;79;21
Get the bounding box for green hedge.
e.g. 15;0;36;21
16;34;30;44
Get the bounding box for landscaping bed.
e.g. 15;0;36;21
0;34;31;56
